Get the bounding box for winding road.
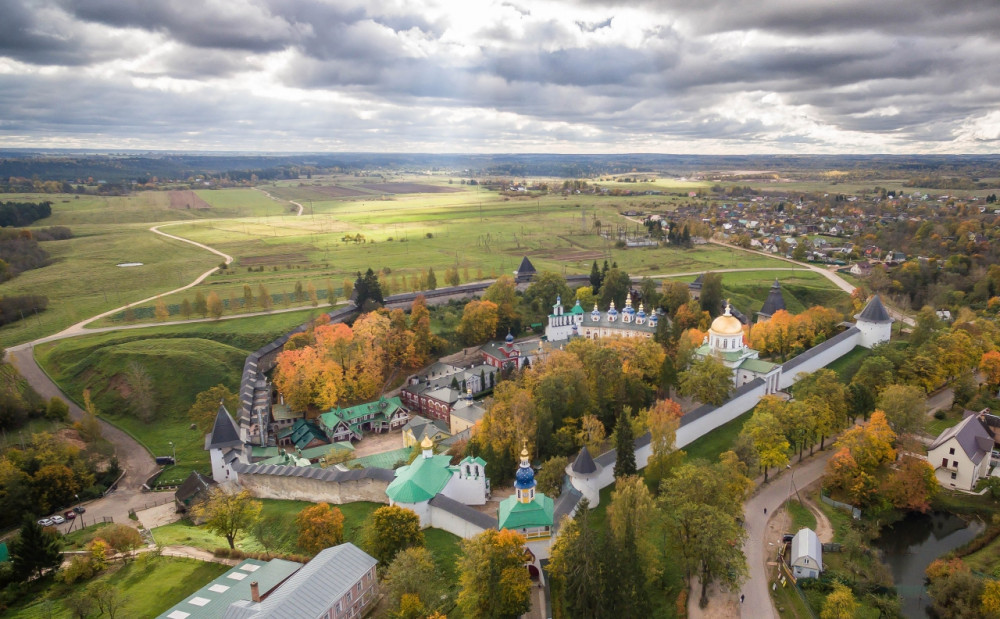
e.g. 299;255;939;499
4;220;236;529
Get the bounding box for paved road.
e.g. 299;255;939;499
7;345;160;528
740;450;836;618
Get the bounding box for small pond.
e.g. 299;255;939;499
875;510;986;617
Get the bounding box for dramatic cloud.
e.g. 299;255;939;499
1;0;997;153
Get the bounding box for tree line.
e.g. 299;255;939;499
0;201;51;227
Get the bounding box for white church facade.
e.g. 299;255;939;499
545;293;658;342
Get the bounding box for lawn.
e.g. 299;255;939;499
33;309;330;477
0;223;219;347
681;409;751;462
784;499;817;532
3;182;833;348
36;335;248;478
4;556;228;618
151;500;386;555
825;346;870;383
925;412;965;437
62;521;114;549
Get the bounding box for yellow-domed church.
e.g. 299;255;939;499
693;302;781;393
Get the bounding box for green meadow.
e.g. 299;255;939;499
33;309;329;479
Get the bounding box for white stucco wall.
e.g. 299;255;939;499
427;506;488;538
857;320;892;348
777;330;862;391
440;473;488;506
676;382;769;449
392;500;432;527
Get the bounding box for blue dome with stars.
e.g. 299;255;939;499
505;330;514;343
515;463;536;489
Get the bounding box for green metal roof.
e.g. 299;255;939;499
288;419;328;451
322;396;405;425
156;558;302;619
694;344;750;362
344;447;413;470
251;446;280;459
385;454;455;503
257;451;312;467
569;303;585;314
738;358;778;373
497;493;555;530
461;455;487;468
298;442;354;461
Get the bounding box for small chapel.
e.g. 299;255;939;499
498;444;554;580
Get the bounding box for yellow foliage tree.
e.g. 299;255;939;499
295;502;344;554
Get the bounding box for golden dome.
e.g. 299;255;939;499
420;436;433;450
710;304;744;335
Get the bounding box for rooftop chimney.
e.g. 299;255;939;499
250;581;260;603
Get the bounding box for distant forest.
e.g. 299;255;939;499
1;151;1000;183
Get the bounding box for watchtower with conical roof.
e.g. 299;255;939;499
855;294;893;348
757;279;787;323
205;403;243;483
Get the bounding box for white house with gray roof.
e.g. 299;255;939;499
790;528;822;579
928;412;996;491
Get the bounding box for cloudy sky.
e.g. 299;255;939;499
2;0;999;153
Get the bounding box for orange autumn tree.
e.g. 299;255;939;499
882;454;938;513
824;411;897;507
979;350;1000;390
275;303;425;412
296;502;344;554
749;306;842;359
273;347;343;412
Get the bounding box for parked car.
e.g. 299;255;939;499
73;506;86;514
64;510;76;520
782;533;795;544
50;515;65;525
37;518;54;527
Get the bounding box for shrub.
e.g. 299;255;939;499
675;588;688;618
61;556;95;584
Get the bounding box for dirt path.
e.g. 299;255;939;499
255;187;304;216
802;493;834;543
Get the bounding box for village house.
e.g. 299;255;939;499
790;528;823;579
173;471;216;517
927;410;997;491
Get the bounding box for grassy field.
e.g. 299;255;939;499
0;223;219;347
1;181;835;347
4;556;228;618
33;310;325;476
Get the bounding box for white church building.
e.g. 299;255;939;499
693;302;782;393
545;292;658;342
